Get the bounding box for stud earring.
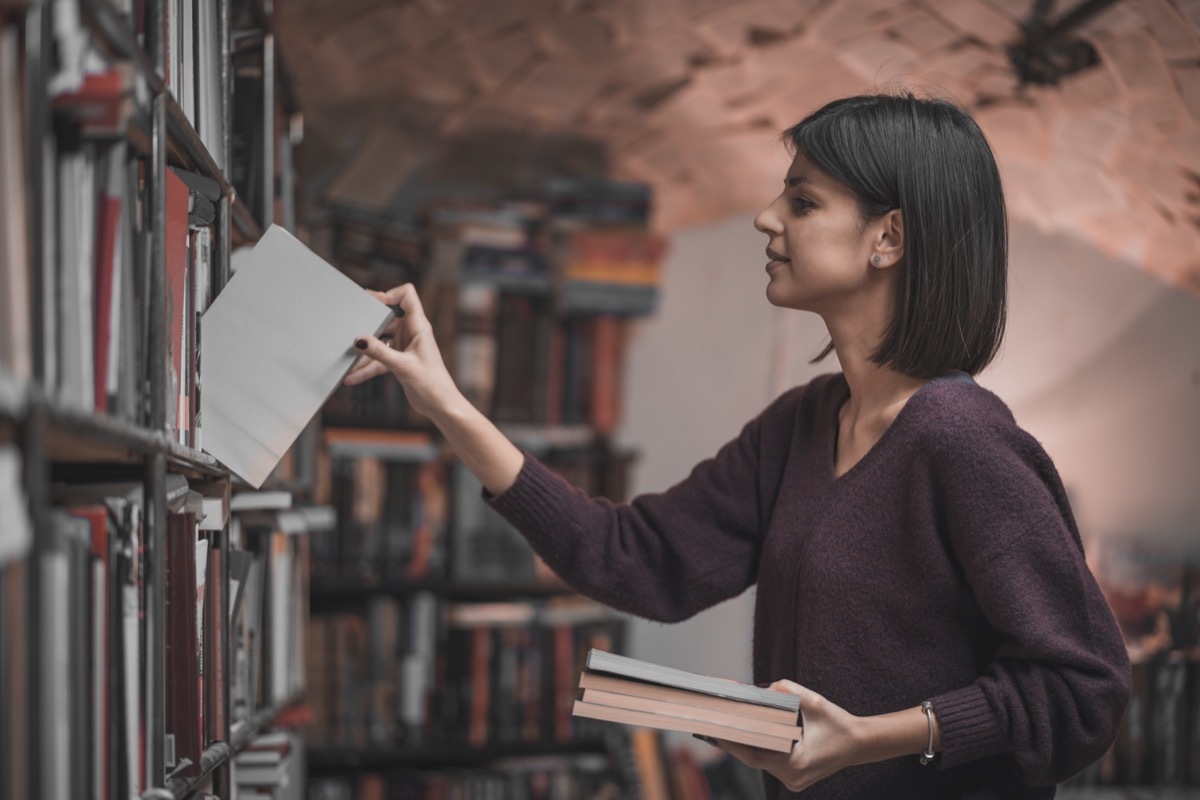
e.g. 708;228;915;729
872;255;882;265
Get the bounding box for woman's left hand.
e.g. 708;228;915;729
704;680;864;794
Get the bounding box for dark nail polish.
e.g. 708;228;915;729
389;304;406;318
355;339;367;350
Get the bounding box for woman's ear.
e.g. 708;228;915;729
871;209;904;268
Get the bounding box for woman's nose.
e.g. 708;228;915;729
754;204;780;235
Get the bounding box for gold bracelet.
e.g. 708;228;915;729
920;700;936;765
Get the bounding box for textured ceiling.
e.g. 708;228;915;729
277;0;1200;293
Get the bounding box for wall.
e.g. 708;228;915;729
616;212;1200;682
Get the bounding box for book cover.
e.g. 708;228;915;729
199;225;393;487
583;649;801;713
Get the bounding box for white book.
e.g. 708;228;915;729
104;144;127;401
0;445;31;564
199;225;393;487
229;490;292;512
180;0;195;127
0;27;32;381
41;135;58;391
57;147;95;410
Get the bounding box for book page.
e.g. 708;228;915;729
200;225;393;487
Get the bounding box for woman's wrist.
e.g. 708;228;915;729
848;705;941;767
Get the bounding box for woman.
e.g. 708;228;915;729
343;93;1130;798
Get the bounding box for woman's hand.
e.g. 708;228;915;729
705;680;866;794
345;284;461;422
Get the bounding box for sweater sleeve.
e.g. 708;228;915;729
484;389;799;623
927;412;1131;785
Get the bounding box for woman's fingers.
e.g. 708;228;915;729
342;359;390;387
345;334;410;383
769;679;805;696
373;283;425;318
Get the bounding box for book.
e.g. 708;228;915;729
0;25;32;381
583;649;801;713
572;650;802;752
578;671;797;726
199;225;394;487
573;700;797;754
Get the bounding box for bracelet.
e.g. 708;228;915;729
919;701;936;765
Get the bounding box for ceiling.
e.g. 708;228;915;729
277;0;1200;294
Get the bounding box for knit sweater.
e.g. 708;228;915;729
486;372;1131;798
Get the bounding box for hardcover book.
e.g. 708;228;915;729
573;649;802;753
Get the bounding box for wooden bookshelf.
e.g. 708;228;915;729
307;739;611;773
308;577;576;606
305;194;664;798
0;0;308;798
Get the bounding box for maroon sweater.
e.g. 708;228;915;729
487;372;1130;798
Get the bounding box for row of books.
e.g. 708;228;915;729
447;285;630;433
313;454;448;583
304;596;626;751
428;211;666;318
234;731;306;800
327;205;425;284
19;478;310;799
0;88;216;447
1066;652;1200;787
305;741;765;800
308;435;630;586
166;0;224;169
635;733;768;800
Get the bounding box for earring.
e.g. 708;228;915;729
872;255;882;265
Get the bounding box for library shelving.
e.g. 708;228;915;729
302;184;667;799
0;0;310;798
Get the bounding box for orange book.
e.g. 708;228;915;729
581;688;803;741
590;315;621;435
578;670;797;726
573;699;796;753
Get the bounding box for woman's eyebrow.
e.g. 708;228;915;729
785;175;812;187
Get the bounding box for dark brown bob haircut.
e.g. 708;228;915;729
785;92;1007;378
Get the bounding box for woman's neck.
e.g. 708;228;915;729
826;318;927;430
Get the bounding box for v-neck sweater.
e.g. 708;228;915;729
486;372;1130;798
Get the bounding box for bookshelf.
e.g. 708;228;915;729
302;187;667;798
0;0;310;798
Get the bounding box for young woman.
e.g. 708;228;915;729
343;93;1131;798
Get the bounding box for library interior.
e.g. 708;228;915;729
1;0;1200;798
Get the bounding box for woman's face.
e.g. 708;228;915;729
753;152;882;314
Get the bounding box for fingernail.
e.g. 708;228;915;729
389;304;405;317
355;338;367;350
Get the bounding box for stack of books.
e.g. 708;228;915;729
572;650;802;753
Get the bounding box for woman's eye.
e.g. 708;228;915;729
791;196;814;212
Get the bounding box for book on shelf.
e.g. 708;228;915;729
234;731;304;799
0;444;32;565
199;225;394;488
572;650;801;754
0;25;32;381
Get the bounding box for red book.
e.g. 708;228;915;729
544;322;565;426
51;66;133;134
553;625;574;742
164;513;200;777
205;543;225;743
590;315;621;435
467;627;491;747
164;170;189;436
